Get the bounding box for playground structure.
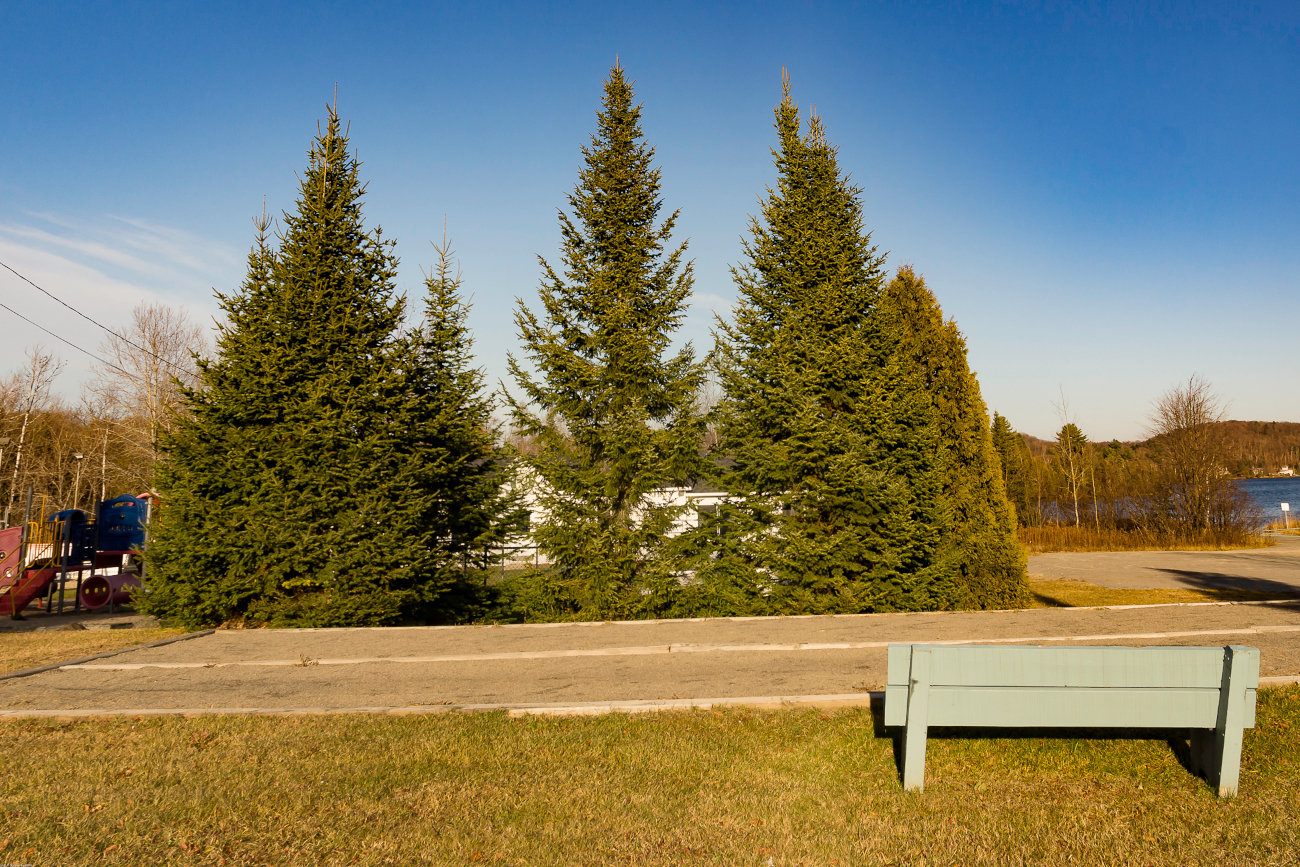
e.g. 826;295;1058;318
0;492;151;618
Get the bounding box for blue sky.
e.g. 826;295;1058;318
1;1;1296;440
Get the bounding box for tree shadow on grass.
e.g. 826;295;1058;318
1153;569;1300;600
1030;589;1076;608
1029;577;1300;609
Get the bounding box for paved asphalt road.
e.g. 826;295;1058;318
2;601;1297;715
1029;536;1300;592
2;545;1298;716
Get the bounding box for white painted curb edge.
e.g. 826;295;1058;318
0;693;880;719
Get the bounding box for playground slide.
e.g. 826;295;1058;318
0;526;60;617
0;567;56;617
0;527;19;584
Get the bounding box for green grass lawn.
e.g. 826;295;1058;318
2;687;1297;866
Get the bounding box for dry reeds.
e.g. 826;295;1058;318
1019;524;1272;554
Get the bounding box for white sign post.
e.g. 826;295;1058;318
1282;503;1290;530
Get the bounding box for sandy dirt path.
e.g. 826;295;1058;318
3;600;1297;714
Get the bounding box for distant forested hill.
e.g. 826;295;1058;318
1218;420;1300;476
1017;421;1300;477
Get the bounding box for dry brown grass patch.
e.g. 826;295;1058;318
0;627;184;675
0;687;1296;865
1026;577;1299;609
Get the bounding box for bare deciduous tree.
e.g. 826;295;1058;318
694;369;725;451
88;302;209;491
2;346;63;526
1146;374;1241;534
77;389;118;505
1051;392;1088;526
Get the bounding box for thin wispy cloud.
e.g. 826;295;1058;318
107;215;241;275
5;212;239;291
0;237;161;313
0;224;167;280
0;213;232;389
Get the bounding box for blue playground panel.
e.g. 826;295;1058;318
95;495;148;554
49;508;96;563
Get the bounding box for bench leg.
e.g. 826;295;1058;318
1212;647;1251;798
902;649;931;792
1189;729;1215;781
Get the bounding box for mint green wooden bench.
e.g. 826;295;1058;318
884;644;1259;797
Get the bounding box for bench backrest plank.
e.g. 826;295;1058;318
885;644;1258;728
924;686;1223;728
887;644;1250;689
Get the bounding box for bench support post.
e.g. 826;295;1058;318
1189;729;1216;783
1210;646;1251;798
902;648;931;792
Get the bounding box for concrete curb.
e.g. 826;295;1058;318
0;629;215;681
59;624;1300;671
0;692;883;720
2;681;1297;721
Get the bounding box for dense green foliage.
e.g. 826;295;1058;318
690;81;960;615
991;411;1034;525
403;240;530;620
887;266;1028;609
141;110;514;628
504;66;707;621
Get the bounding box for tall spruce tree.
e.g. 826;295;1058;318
991;412;1034;527
886;266;1029;609
695;78;959;615
506;66;707;621
402;239;530;619
142;108;472;628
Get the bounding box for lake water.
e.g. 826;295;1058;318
1234;477;1300;524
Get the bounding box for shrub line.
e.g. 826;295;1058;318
203;596;1300;633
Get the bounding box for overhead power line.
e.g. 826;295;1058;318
0;257;188;375
0;298;133;379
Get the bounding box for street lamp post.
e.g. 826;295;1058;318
72;453;85;513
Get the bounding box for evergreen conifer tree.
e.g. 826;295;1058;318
696;78;959;615
991;412;1034;526
506;66;707;620
886;266;1029;609
142;108;481;628
401;239;530;619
